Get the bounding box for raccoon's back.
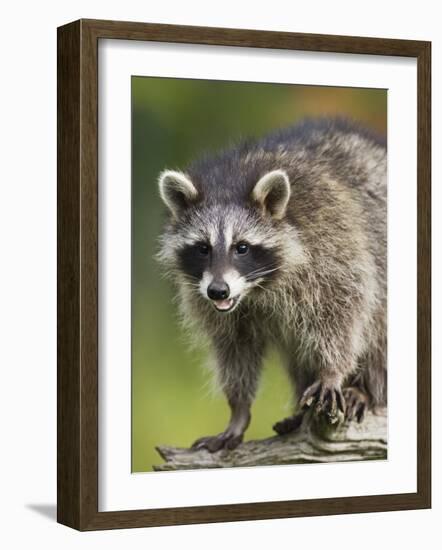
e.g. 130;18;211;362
187;118;386;211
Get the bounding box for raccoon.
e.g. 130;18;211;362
157;118;387;452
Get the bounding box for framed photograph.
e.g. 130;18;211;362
57;19;431;530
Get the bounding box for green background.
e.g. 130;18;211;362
131;77;387;472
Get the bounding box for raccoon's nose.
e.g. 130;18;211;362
207;282;230;301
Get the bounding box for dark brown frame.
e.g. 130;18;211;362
57;18;431;531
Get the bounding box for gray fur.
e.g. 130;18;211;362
156;118;387;451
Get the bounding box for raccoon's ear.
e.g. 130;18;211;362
158;170;199;219
252;169;291;220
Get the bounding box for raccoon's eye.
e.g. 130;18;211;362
235;242;249;255
197;243;210;256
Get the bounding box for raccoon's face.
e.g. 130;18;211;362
158;169;294;313
175;213;282;313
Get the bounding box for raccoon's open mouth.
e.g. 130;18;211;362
212;297;239;313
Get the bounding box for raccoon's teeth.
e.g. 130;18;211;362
214;298;234;311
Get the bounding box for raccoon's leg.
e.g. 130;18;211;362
192;396;252;452
273;366;314;435
298;338;352;419
344;350;387;423
273;412;304;435
340;369;367;423
299;368;347;418
343;387;368;423
192;335;264;452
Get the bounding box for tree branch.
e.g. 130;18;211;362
154;408;387;471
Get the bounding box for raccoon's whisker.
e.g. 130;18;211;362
244;264;281;278
246;266;282;281
245;262;280;274
178;274;201;284
180;281;200;289
254;281;274;294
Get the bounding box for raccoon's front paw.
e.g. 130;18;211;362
344;387;369;423
299;374;345;420
191;432;244;453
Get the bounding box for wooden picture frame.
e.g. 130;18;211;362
57;18;431;530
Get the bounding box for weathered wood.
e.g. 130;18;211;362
154;408;387;471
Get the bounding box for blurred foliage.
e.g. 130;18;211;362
132;77;387;472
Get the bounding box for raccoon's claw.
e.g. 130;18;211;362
273;412;304;435
191;432;243;453
299;377;345;420
344;387;368;423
